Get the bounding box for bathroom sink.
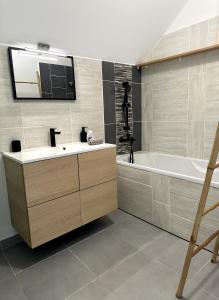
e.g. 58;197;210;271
3;142;115;164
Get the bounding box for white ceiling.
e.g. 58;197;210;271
0;0;187;64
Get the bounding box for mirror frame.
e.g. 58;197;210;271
8;47;76;100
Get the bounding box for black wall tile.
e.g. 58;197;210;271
133;122;142;152
42;92;52;98
51;76;66;89
105;124;116;144
50;64;65;76
52;88;67;99
132;66;141;83
103;81;116;124
39;63;51;93
132;83;141;122
102;61;114;81
65;66;74;94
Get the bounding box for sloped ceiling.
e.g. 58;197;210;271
0;0;187;64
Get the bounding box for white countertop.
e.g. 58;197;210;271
3;142;116;164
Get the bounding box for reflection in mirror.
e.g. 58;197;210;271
8;47;76;100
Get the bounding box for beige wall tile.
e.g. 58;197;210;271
187;121;204;159
141;122;152;151
190;20;208;50
152;173;170;204
151;58;189;91
152;28;189;59
189;53;207;75
23;122;72;149
188;73;206;121
0;104;22;128
170;214;192;241
152;201;170;231
141;82;152;122
207;16;219;46
21;101;71;127
71;57;104;141
204;121;218;160
170;177;202;200
118;177;152;222
151;121;188;156
152;87;188;121
118;165;152;186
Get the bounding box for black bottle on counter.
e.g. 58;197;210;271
80;127;87;142
11;140;21;152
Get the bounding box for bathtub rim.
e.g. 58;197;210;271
117;151;219;188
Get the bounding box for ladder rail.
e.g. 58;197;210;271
203;201;219;216
192;230;219;257
176;122;219;299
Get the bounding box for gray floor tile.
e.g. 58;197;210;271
68;281;112;300
0;251;14;281
17;250;95;300
181;281;219;300
0;277;27;300
4;239;65;274
98;251;152;292
60;216;114;248
142;232;210;280
107;209;138;224
109;260;179;300
140;231;176;259
109;218;162;249
156;238;210;280
188;261;219;299
70;226;137;275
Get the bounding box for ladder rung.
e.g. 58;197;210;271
208;162;219;170
202;201;219;216
214;163;219;169
192;230;219;257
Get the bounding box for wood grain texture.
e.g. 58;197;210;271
137;43;219;67
23;155;79;207
80;180;118;225
28;192;81;248
78;148;117;190
3;157;31;246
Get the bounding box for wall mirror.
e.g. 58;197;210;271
8;47;76;100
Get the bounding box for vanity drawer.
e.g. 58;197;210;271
78;148;117;190
80;180;118;225
23;155;79;207
28;192;81;248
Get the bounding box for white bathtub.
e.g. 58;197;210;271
117;151;219;188
117;152;219;250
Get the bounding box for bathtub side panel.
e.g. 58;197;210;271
118;174;152;222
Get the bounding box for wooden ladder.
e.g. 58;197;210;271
176;122;219;299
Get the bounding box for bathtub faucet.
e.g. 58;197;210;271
129;136;135;164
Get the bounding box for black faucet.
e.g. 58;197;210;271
50;128;61;147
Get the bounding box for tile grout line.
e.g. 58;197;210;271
67;248;96;276
1;250;29;299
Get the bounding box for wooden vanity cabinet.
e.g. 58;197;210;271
78;148;117;224
80;180;117;224
78;148;117;189
4;155;81;248
4;147;118;248
23;155;79;207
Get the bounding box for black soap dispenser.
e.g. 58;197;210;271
80;127;87;142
